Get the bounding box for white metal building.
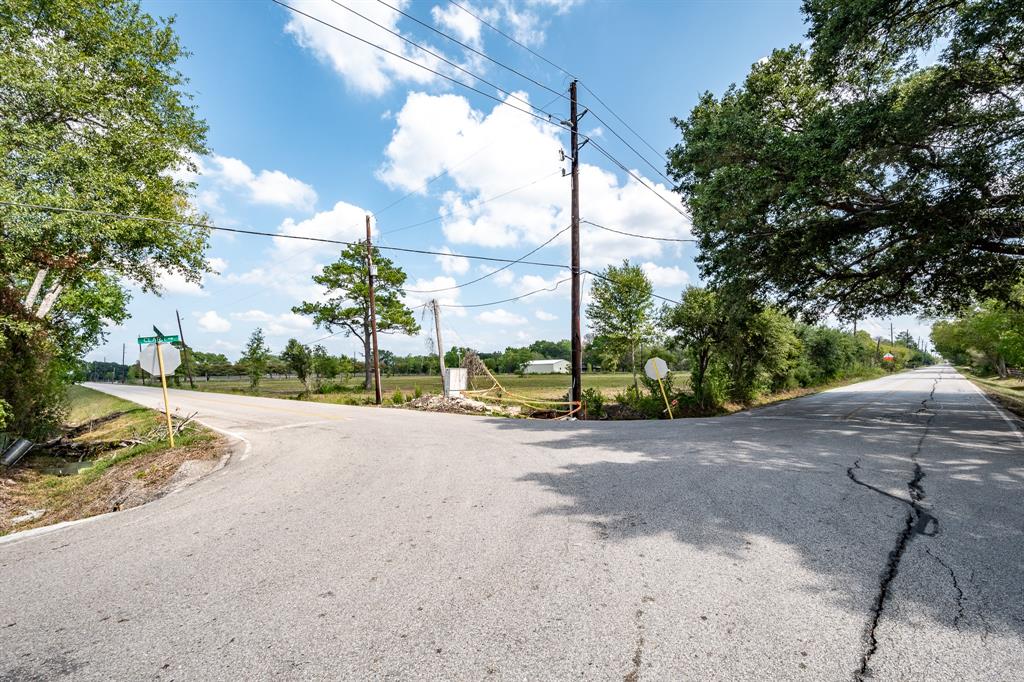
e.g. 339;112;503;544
522;359;570;374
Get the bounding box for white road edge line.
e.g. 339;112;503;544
960;371;1024;445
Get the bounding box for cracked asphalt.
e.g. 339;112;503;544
1;366;1021;680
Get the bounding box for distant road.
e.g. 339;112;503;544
1;367;1021;680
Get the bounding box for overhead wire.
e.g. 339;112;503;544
271;0;572;135
382;168;563;235
445;0;675;187
327;0;557;119
438;275;571;308
375;0;568;103
582;219;695;243
405;225;570;293
370;91;564;219
0;201;570;270
274;1;684;222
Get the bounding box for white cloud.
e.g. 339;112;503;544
157;270;208;297
535;309;557;321
377;91;691;265
196;310;232;333
223;200;373;303
230;309;313;337
403;276;466;317
434;246;470;275
516;273;568;298
155;256;228;297
206;155;317;212
431;3;486;47
640;262;690;288
477;308;527;325
283;0;447;95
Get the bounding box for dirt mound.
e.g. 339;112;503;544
403;394;493;414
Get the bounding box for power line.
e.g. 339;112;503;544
583;219;695;243
327;0;557;120
0;200;569;270
445;0;672;184
579;82;670;167
370;93;563;219
382;168;563;234
276;1;681;222
582;269;681;306
374;0;567;103
588;139;687;217
578;103;674;185
405;225;570;293
448;0;570;83
439;276;571;308
272;0;571;135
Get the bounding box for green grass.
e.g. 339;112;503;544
158;371;685;404
2;386;221;535
958;368;1024;417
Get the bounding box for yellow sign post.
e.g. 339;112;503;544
644;357;674;420
155;342;175;447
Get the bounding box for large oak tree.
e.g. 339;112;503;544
668;0;1023;319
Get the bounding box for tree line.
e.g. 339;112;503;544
931;284;1024;378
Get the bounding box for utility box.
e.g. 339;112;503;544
446;368;468;397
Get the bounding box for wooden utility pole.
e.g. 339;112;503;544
569;79;582;409
155;341;174;447
431;299;447;396
121;343;126;384
176;309;195;389
366;215;383;405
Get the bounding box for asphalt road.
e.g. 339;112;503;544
1;366;1021;680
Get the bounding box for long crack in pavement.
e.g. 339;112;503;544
854;375;942;680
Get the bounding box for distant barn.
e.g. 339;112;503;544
522;359;570;374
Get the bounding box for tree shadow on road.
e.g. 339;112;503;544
484;370;1024;640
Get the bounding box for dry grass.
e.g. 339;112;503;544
0;386;224;536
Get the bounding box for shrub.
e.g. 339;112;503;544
613;384;666;419
580;387;605;419
413;385;423;399
391;390;405;405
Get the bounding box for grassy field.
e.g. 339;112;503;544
151;371;689;404
1;386;222;535
959;369;1024;418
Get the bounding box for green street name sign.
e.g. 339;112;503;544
138;335;180;345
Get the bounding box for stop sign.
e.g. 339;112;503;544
139;343;181;376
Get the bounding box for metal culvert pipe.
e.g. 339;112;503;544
1;438;33;467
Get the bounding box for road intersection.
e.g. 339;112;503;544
1;367;1021;680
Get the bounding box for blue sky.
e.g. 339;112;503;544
89;0;931;363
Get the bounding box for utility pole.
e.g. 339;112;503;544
121;343;126;384
569;79;582;410
431;299;447;396
176;309;195;389
890;322;894;346
366;215;383;405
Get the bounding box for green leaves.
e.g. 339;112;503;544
241;328;270;389
1;0;209;437
585;260;655;384
292;242;420;387
669;0;1024;318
